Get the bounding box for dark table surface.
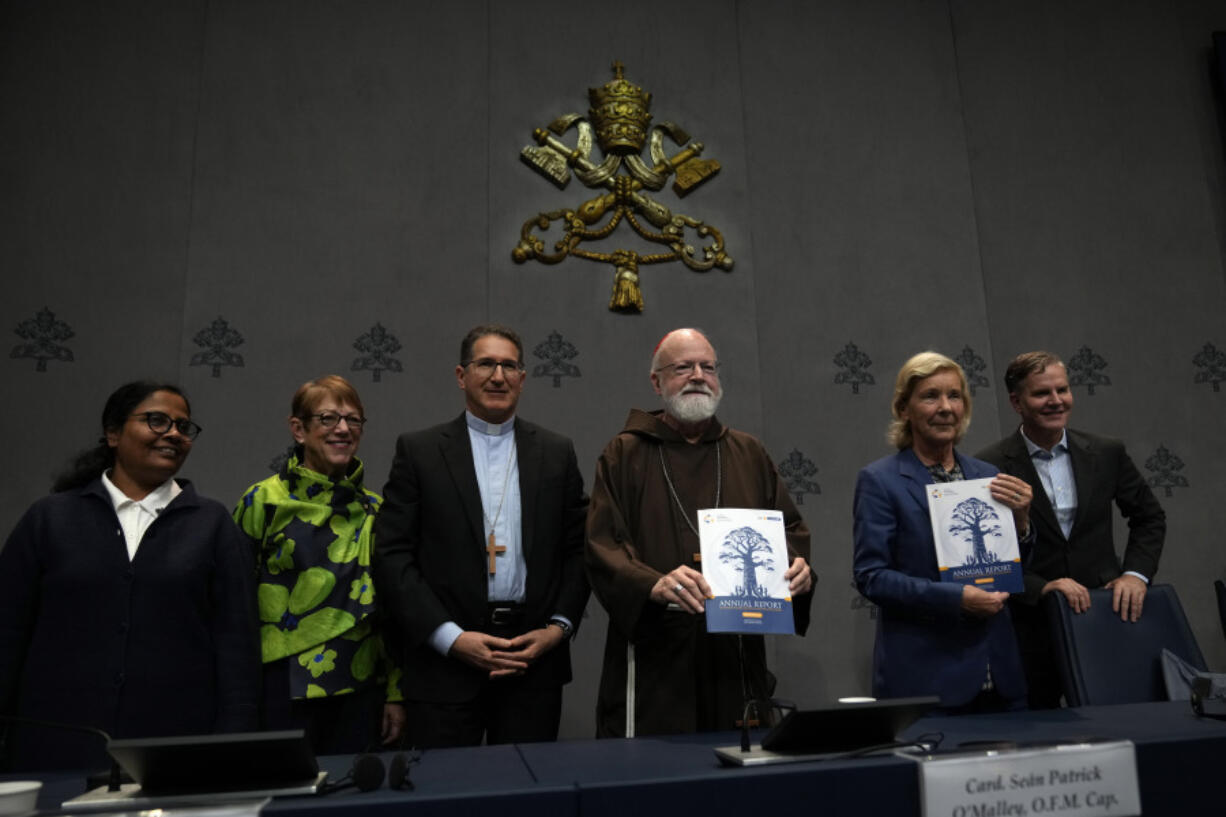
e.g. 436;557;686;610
17;700;1226;817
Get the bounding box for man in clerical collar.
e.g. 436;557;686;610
373;323;589;746
585;327;815;738
976;350;1165;709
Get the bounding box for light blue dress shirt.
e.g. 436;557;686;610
1021;428;1077;539
466;412;526;603
426;413;575;657
428;412;524;656
1020;427;1147;583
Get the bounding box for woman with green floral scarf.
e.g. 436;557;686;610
234;375;404;753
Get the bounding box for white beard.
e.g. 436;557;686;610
662;385;721;424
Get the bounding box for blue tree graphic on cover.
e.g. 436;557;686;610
718;526;776;598
947;497;1002;567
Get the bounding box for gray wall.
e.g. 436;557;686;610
4;0;1225;739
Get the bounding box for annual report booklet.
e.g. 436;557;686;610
698;508;795;634
925;477;1023;593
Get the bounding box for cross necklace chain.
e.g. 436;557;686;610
482;441;517;575
658;440;722;538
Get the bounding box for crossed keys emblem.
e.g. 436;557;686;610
511;63;733;313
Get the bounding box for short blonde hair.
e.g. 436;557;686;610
887;352;972;449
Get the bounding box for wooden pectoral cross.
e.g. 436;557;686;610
487;532;506;575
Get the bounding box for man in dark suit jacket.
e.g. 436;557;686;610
373;324;589;746
976;351;1165;708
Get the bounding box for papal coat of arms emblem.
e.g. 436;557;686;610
512;62;732;313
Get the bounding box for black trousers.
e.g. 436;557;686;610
403;610;563;748
403;681;562;748
262;657;387;755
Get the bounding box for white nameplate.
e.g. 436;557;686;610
917;740;1141;817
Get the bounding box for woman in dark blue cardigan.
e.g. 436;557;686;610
0;381;259;771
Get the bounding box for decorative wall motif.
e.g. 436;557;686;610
1145;444;1188;498
512;62;731;313
351;322;402;383
954;345;990;394
833;341;874;394
11;307;74;372
1193;341;1225;392
531;330;581;388
777;448;820;506
190;316;245;378
1067;345;1110;395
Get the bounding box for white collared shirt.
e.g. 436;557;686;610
101;471;182;561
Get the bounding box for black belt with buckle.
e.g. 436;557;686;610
487;603;525;627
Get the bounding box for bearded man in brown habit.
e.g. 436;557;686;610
586;328;816;737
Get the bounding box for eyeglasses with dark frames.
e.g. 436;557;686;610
464;358;526;379
130;411;203;440
306;411;367;430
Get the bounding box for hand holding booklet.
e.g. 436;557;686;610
925;477;1022;593
698;508;795;634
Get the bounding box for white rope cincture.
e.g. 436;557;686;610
625;642;636;738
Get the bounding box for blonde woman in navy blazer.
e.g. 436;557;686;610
853;352;1034;713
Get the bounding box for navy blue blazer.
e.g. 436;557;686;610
853;449;1026;708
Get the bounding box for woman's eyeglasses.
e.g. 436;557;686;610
130;411;203;440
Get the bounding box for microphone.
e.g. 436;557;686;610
388;750;421;791
1191;676;1226;720
317;753;385;795
739;700;759;752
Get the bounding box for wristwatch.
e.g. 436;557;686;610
548;619;573;638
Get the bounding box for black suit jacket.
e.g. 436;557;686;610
975;428;1165;605
373;414;589;702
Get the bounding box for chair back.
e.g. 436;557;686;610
1044;583;1206;706
1214;579;1226;641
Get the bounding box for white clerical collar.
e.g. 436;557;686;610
1019;426;1068;456
101;469;181;512
466;411;516;437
